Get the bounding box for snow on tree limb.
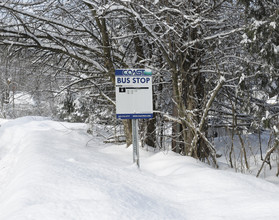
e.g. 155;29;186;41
199;76;225;131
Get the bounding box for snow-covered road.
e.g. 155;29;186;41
0;117;279;220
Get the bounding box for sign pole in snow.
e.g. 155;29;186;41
115;69;153;168
132;119;139;167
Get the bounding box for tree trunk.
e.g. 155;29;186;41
129;18;157;148
123;119;132;147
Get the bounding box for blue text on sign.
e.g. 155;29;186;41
117;77;150;84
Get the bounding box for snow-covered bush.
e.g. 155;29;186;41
56;90;90;123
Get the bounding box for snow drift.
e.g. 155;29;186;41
0;117;279;220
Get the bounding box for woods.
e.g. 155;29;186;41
0;0;278;175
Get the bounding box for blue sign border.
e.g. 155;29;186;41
117;113;153;119
115;69;152;76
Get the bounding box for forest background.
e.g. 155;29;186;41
0;0;278;176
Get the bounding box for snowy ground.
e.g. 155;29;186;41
0;117;279;220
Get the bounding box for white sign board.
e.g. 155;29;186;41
115;69;153;119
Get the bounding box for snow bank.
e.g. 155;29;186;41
0;117;279;219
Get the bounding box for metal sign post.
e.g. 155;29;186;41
115;69;153;168
132;119;139;167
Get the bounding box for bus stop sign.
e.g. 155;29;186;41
115;69;153;119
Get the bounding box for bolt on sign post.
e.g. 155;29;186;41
115;69;153;168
